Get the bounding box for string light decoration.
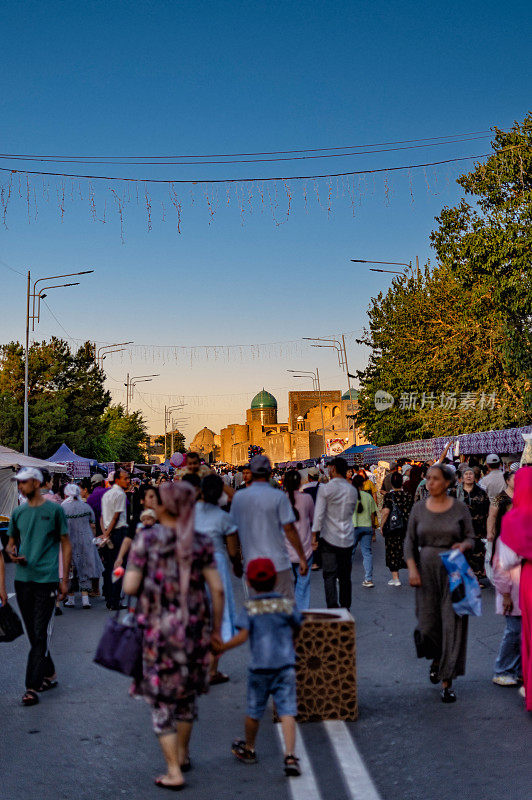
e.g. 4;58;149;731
0;142;525;239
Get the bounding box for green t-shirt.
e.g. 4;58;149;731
352;489;377;529
8;500;68;583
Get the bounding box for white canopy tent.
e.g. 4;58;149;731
0;445;67;518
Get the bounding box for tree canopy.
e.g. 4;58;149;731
0;338;148;461
356;114;532;445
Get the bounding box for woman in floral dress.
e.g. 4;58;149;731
380;471;414;586
124;481;224;791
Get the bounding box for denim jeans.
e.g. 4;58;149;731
291;554;313;610
494;615;522;678
352;527;373;581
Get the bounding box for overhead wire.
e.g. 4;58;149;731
0;130;491;160
0;152;504;184
0;136;491;166
40;299;73;339
0;257;25;276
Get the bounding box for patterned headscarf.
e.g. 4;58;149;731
158;480;197;625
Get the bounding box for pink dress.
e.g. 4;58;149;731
520;561;532;711
285;491;314;562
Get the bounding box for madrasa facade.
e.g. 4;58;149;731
218;388;368;466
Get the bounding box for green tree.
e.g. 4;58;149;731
357;115;532;445
0;338;110;458
96;404;148;462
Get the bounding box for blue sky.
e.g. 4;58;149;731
0;0;530;442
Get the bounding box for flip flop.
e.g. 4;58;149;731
38;677;58;692
22;690;39;706
154;778;186;791
210;672;230;686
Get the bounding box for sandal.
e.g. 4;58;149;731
284;754;301;777
231;739;257;764
38;677;58;693
154;778;186;791
210;672;230;686
22;690;39;706
441;687;457;703
429;662;440;685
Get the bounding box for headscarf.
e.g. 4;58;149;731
500;467;532;560
404;464;423;495
158;480;197;625
63;483;81;502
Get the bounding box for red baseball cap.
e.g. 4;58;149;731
246;558;276;584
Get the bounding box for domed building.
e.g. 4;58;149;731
342;388;359;403
219;385;367;465
189;427;221;464
247;389;278;425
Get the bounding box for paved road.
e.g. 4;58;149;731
1;538;530;800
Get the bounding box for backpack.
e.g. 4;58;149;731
387;497;404;533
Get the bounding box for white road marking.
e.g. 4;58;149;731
324;720;382;800
275;723;322;799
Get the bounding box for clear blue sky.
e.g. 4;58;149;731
0;0;530;441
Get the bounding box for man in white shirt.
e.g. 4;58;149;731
101;468;130;609
312;457;358;610
479;454;506;500
230;455;307;599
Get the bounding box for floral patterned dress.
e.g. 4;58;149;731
383;489;414;572
128;524;215;711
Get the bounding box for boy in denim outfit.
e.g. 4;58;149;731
217;557;302;776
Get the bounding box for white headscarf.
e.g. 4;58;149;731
64;483;81;502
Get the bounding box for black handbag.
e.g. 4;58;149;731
0;602;24;643
94;608;143;679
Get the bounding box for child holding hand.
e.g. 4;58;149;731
214;557;302;777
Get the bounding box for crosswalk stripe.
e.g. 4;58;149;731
323;720;382;800
275;723;322;799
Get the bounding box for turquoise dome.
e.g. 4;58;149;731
250;389;278;410
342;389;359;401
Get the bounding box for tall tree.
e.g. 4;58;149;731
0;338;110;458
357;115;532;445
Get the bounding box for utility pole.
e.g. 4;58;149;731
164;404;168;460
23;267;93;455
23;271;30;455
341;333;357;447
125;373;129;415
316;368;327;457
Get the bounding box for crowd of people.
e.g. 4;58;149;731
0;446;531;790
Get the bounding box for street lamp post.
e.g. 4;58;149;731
287;368;327;456
96;341;133;369
303;334;358;445
23;268;94;455
164;404;185;458
170;416;189;454
125;374;159;414
350;256;419;276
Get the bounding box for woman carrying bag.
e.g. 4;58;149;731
404;464;474;703
123;481;224;791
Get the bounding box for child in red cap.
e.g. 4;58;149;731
215;557;302;776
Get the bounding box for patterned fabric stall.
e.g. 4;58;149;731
344;425;532;466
